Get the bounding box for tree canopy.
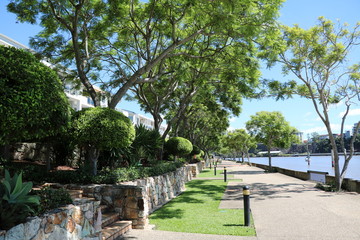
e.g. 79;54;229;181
269;17;360;189
7;0;284;111
72;107;135;175
246;111;298;170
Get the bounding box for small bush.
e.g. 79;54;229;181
32;187;73;216
165;137;193;157
191;145;201;156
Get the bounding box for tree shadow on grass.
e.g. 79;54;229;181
150;208;185;219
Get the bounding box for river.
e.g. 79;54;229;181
241;155;360;181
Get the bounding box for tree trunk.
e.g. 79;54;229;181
267;148;272;172
241;152;245;163
86;146;100;176
0;145;11;161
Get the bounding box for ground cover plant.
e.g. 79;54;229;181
149;179;255;236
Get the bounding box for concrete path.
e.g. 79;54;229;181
119;160;360;240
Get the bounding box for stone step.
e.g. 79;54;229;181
102;212;120;228
99;204;111;213
67;189;83;199
101;220;132;240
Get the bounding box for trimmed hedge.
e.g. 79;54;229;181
165;137;193;157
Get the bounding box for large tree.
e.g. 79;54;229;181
7;0;284;110
246;111;298;171
270;18;360;190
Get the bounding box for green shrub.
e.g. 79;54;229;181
72;107;135;175
126;124;163;165
0;170;40;230
32;187;73;216
0;46;71;146
165;137;193;157
191;145;201;156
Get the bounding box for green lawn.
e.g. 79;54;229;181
197;169;234;179
149;179;255;236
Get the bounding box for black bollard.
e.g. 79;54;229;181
214;166;217;175
243;186;250;226
224;167;227;182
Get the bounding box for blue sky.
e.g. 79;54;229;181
1;0;360;136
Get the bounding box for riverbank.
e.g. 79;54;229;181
121;161;360;240
250;162;360;193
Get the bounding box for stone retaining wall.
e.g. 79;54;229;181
1;162;202;239
71;163;202;229
251;163;360;193
0;199;101;240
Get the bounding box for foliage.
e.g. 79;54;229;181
72;107;135;175
72;107;135;150
191;145;201;156
0;46;70;146
32;187;72;216
165;137;193;158
4;161;184;185
7;0;284;110
271;17;360;190
130;124;163;162
0;170;40;230
246;111;299;170
222;129;257;162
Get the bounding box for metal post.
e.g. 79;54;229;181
224;167;227;182
214;165;217;175
243;186;250;226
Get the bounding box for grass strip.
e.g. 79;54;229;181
197;169;234;179
149;179;255;236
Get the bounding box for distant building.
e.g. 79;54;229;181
118;109;167;135
295;132;303;142
344;130;351;139
353;123;360;135
318;134;340;140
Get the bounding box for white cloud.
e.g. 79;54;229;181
302;123;353;135
304;112;313;118
339;108;360;117
229;117;236;122
227;126;235;132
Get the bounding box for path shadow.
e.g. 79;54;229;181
249;182;319;201
227;170;265;175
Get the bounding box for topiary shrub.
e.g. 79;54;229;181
165;137;193;159
72;107;135;175
0;46;71;148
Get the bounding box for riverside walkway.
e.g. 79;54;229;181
120;160;360;240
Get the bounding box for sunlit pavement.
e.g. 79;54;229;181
120;160;360;240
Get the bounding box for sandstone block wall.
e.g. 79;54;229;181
0;199;101;240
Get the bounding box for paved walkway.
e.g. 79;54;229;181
120;160;360;240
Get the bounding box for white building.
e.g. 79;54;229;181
118;109;167;135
